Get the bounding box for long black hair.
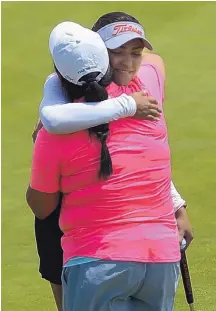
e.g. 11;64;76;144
55;66;113;180
92;12;141;32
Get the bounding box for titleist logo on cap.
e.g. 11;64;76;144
112;24;143;36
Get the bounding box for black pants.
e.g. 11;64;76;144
34;198;63;285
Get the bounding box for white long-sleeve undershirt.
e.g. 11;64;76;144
40;73;136;134
171;181;186;212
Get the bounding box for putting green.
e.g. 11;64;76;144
2;2;216;310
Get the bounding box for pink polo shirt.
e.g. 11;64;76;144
30;63;180;264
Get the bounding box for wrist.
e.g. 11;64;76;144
175;204;187;218
124;95;136;117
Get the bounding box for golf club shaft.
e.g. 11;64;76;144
189;304;195;311
180;251;194;306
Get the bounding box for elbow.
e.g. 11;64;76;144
26;187;58;220
40;106;78;134
26;189;48;220
30;207;52;220
40;107;61;134
27;203;49;220
35;214;47;220
32;211;47;220
40;117;60;135
43;123;60;135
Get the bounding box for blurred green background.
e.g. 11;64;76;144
2;1;216;310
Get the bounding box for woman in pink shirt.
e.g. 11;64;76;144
32;12;193;311
27;19;190;311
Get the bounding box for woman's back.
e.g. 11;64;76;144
33;63;180;264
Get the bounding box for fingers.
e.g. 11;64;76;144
146;115;161;121
147;99;162;113
145;105;162;120
145;107;162;120
149;108;162;117
148;103;162;112
133;92;163;120
148;97;161;107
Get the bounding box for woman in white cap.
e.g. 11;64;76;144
32;15;165;310
33;14;193;311
26;17;192;311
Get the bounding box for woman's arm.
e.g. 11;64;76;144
26;187;59;220
171;181;186;212
26;129;62;219
41;95;137;134
171;181;194;248
40;73;136;134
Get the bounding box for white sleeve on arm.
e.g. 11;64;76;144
40;73;137;134
171;181;186;212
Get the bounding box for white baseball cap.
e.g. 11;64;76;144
97;21;153;50
49;21;110;85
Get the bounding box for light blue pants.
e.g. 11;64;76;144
62;260;180;311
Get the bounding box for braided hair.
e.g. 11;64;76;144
55;66;113;180
55;12;140;179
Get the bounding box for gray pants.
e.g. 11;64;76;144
62;260;180;311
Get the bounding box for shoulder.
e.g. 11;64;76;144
40;72;67;105
141;52;165;80
136;53;165;103
43;72;62;92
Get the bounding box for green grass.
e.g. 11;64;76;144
2;1;216;310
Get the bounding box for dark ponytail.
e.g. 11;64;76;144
55;66;113;180
84;80;112;179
